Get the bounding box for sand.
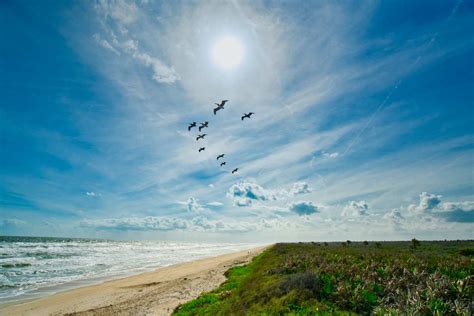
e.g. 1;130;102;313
0;246;267;316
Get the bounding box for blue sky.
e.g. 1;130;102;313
1;0;473;241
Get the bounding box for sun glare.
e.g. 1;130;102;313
211;36;244;70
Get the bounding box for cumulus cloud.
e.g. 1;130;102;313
81;215;294;233
228;181;313;206
342;201;369;216
191;217;255;233
290;182;312;195
436;201;474;223
408;192;442;213
178;197;209;213
383;208;404;222
81;216;188;231
407;192;473;223
289;201;319;215
228;182;276;207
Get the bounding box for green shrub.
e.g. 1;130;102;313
173;241;474;315
459;248;474;256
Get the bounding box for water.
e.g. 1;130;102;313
0;236;256;303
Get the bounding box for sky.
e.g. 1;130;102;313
1;0;473;242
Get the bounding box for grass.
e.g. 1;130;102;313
173;241;474;315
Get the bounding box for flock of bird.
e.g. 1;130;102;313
188;100;254;175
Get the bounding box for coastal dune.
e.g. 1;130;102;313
0;246;267;316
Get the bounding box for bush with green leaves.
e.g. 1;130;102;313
174;241;474;315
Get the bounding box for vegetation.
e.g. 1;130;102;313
174;241;473;315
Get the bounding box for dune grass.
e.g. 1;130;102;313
173;241;473;315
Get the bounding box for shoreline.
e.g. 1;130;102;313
0;245;268;316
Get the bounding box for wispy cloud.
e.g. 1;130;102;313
2;0;472;241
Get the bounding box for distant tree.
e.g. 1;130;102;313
411;238;421;249
346;240;352;245
375;242;382;248
324;242;328;246
341;242;348;247
363;241;369;246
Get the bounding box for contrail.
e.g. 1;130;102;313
342;0;464;157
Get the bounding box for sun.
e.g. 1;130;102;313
211;36;245;70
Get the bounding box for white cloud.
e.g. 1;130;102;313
93;34;120;55
86;191;101;197
288;201;319;215
191;217;255;233
93;2;179;84
408;192;442;213
95;0;138;25
207;201;223;207
178;197;209;213
342;201;369;216
81;215;294;233
440;201;474;213
227;181;277;207
82;216;188;231
121;39;180;83
323;151;339;158
227;181;313;206
383;208;404;222
290;182;312;195
404;192;473;223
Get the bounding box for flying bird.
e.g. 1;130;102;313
220;162;226;166
241;112;254;120
196;134;207;141
188;122;197;131
199;147;205;152
232;168;239;174
199;121;209;132
216;154;225;160
213;100;228;115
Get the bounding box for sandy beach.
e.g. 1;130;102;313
0;246;267;316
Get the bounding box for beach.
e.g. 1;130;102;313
0;246;266;316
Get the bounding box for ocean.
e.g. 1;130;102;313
0;236;255;303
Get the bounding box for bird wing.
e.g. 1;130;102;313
213;108;218;115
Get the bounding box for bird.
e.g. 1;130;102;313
199;121;209;132
196;134;207;141
216;154;225;160
188;122;197;131
199;147;205;152
213;100;228;115
241;112;254;120
232;168;239;174
220;162;226;166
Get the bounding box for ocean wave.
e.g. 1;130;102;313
1;263;32;268
0;237;256;303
